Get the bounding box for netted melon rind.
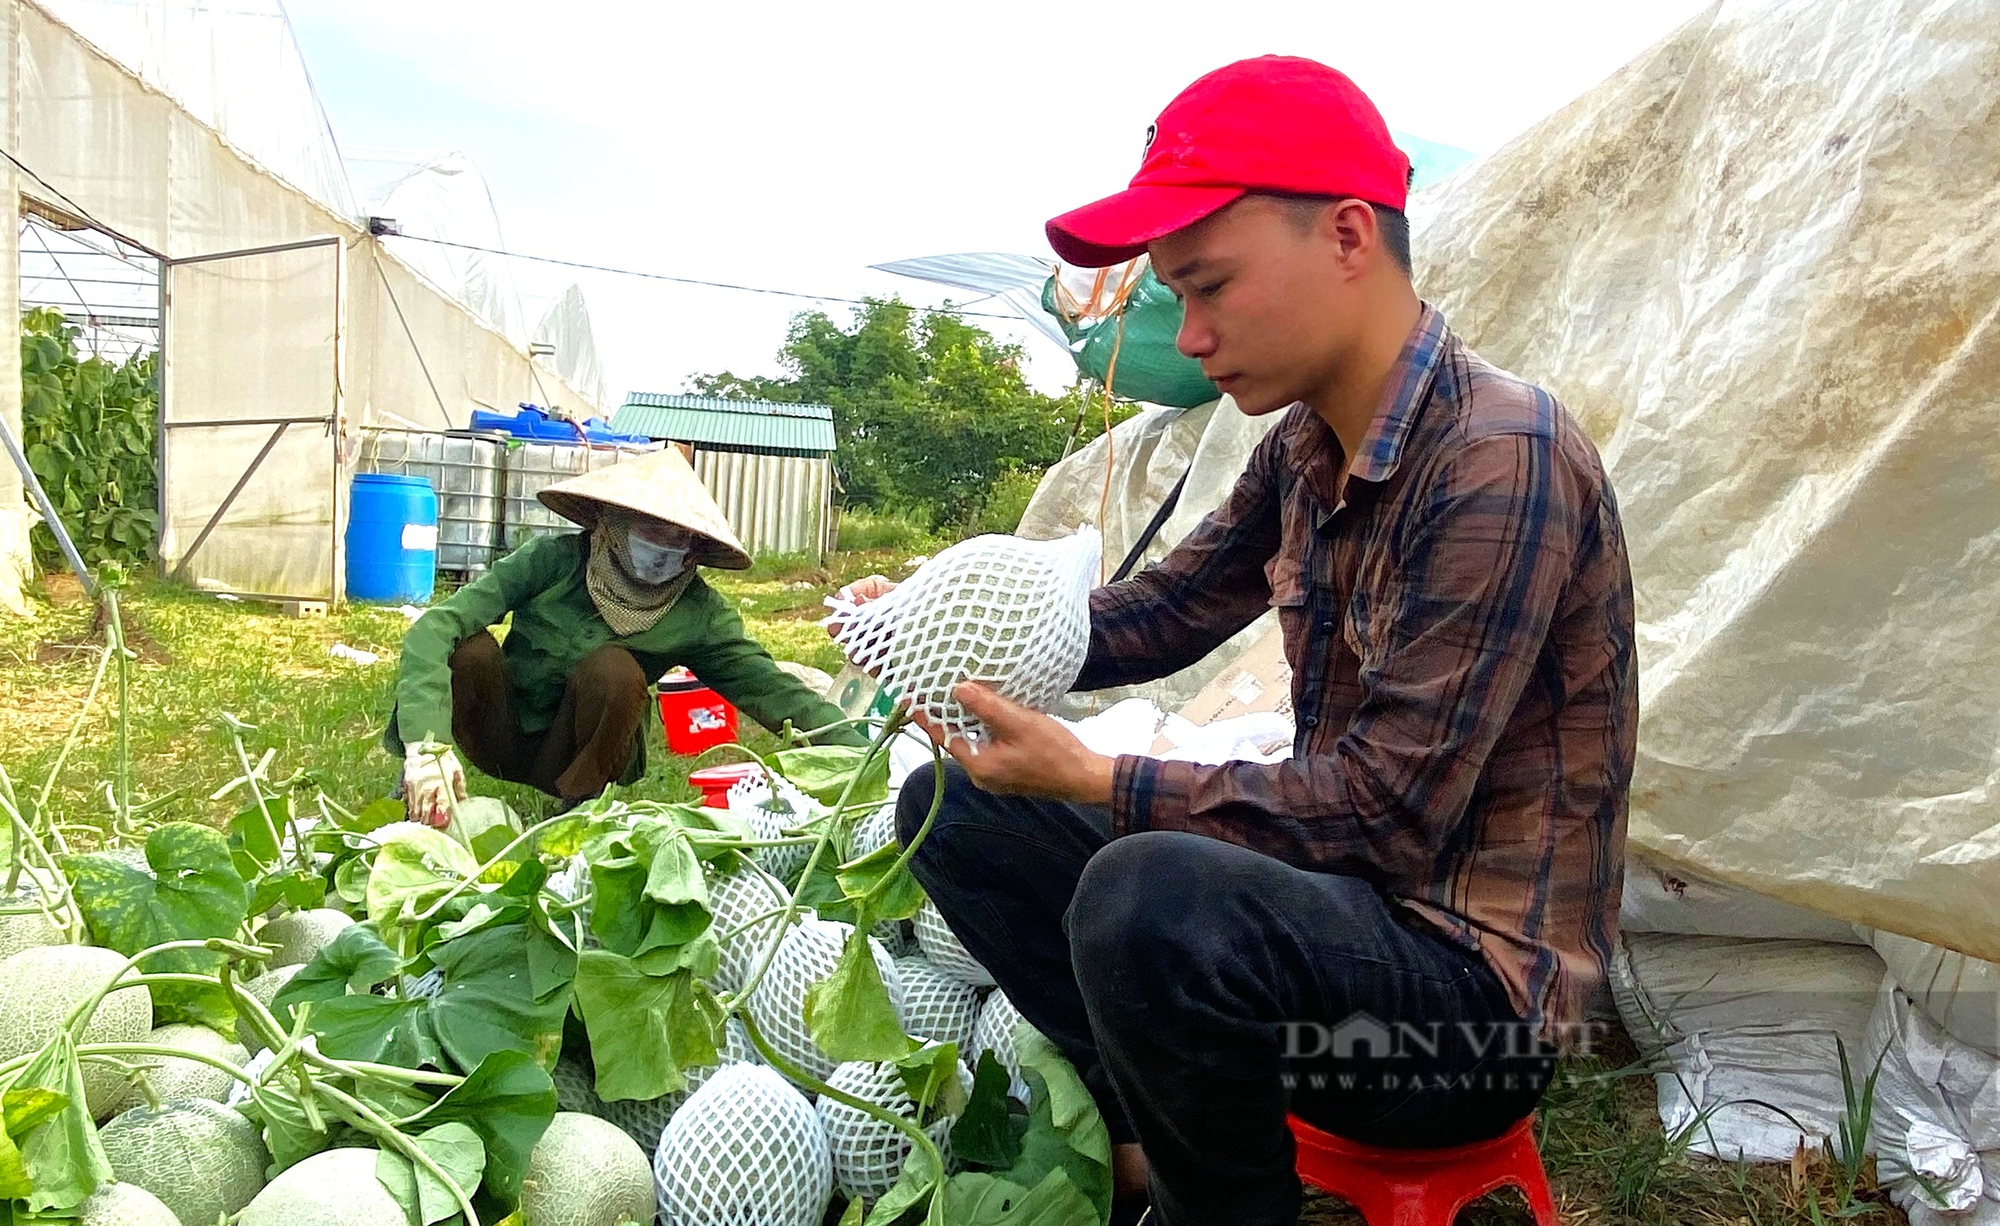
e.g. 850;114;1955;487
115;1024;248;1112
100;1098;269;1226
76;1180;182;1226
256;909;353;969
236;1146;406;1226
0;944;153;1118
519;1112;655;1226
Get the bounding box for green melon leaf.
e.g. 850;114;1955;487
402;1049;556;1206
427;923;573;1074
273;924;402;1012
61;822;250;1033
6;1033;112;1213
0;1087;68;1200
804;926;910;1065
977;1030;1112;1222
375;1121;486;1226
228;797;290;875
773;745;889;807
249;866;327;916
950;1052;1020;1168
895;1041;968;1121
863;1144;942;1226
943;1168;1098;1226
571;951;719;1101
837;842;926;921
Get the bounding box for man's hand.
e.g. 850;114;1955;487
911;682;1116;805
403;743;468;829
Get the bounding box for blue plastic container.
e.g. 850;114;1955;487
346;473;438;603
469;402;653;447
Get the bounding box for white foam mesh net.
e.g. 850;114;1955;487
872;918;917;959
850;800;900;859
749;918;906;1085
726;772;822;884
654;1063;832;1226
705;857;794;995
971;989;1030;1102
825;528;1101;744
545;852;599;949
914;900;995;987
893;956;983;1051
816;1057;973;1202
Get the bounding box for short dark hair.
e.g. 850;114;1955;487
1259;193;1412;277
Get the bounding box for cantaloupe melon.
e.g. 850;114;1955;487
238;964;303;1054
235;1146;407;1226
75;1180;182;1226
0;944;152;1118
256;909;353;970
518;1112;655;1226
115;1024;247;1112
99;1098;268;1226
0;871;67;961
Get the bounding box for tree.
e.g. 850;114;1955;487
691;298;1126;524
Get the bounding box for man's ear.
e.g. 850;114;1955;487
1321;199;1381;273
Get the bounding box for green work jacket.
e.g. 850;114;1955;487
384;532;862;782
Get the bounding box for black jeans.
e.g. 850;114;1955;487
897;762;1554;1226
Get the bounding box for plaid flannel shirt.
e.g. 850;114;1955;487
1075;305;1637;1043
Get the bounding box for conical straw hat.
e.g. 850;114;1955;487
538;447;752;570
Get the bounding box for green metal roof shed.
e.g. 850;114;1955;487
611;393;837;558
612;393;836;457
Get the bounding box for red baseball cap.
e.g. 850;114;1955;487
1045;56;1412;268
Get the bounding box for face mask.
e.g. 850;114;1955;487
626;535;689;584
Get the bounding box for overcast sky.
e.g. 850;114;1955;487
285;0;1715;405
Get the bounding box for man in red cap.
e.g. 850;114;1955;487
870;56;1634;1225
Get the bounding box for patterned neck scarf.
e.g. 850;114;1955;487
586;512;697;636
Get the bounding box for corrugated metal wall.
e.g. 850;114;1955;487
691;449;832;558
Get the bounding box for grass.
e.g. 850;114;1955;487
0;559;1911;1226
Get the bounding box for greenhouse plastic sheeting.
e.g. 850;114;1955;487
1410;0;2000;963
1018;395;1280;714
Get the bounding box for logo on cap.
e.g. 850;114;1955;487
1142;121;1158;162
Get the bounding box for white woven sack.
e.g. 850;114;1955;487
894;957;982;1052
914;900;995;987
817;1057;974;1202
705;857;793;995
750;918;906;1084
825;528;1101;744
727;772;820;884
654;1063;832;1226
972;989;1031;1102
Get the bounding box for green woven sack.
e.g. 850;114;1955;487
1042;268;1219;408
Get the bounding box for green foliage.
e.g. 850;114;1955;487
61;823;251;1034
4;1033;111;1214
19;307;159;570
691;298;1103;525
836;506;944;554
375;1121;485;1226
967;466;1045;537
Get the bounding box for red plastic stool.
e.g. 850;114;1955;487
1289;1113;1557;1226
686;762;765;809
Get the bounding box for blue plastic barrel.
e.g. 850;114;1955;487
346;473;438;603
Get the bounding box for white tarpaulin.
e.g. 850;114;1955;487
1412;0;2000;962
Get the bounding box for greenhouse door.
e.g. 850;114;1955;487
158;236;344;599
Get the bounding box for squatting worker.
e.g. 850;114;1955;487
843;57;1636;1226
388;446;863;824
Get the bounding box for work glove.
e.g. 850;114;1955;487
403;741;467;829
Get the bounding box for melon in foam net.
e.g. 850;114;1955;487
825;528;1100;744
0;943;152;1118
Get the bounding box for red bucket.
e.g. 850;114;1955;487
656;670;738;757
